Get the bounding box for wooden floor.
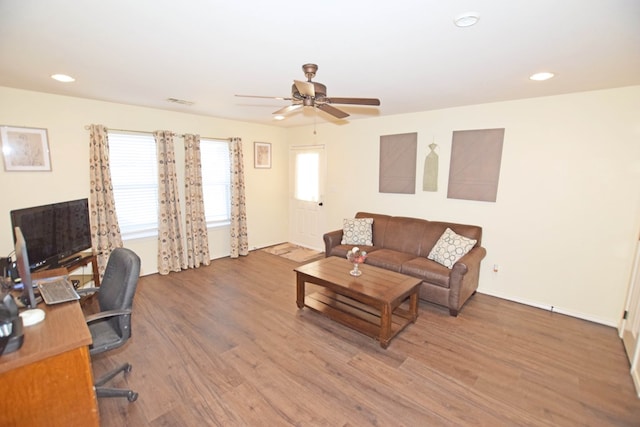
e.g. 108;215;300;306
89;250;640;426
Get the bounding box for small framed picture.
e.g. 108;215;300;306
1;126;51;171
254;142;271;169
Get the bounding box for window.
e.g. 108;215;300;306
108;132;158;238
107;133;231;239
200;139;231;225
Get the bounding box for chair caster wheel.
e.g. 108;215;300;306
127;391;138;402
124;364;133;374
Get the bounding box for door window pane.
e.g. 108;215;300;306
294;151;319;202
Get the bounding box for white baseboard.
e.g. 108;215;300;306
477;289;617;328
632;368;640;399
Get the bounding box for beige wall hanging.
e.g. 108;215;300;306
379;132;417;194
447;128;504;202
422;142;438;191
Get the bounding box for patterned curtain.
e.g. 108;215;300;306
229;137;249;258
183;134;210;268
154;131;187;274
88;124;123;276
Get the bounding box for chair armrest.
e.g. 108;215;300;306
323;229;343;257
85;309;132;324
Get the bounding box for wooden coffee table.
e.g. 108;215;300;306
294;256;422;348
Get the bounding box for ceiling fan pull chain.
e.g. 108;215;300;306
313;107;317;135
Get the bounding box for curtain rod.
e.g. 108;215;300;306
83;125;230;141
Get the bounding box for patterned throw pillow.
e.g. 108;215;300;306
341;218;374;245
427;227;477;269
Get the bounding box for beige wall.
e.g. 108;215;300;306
287;86;640;326
0;87;289;275
2;85;639;327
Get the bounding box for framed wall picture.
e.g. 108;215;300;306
0;126;51;171
254;142;271;169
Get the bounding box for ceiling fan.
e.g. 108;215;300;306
236;63;380;119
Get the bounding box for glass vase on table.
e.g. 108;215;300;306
346;247;367;277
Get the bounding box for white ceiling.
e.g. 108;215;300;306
1;1;639;128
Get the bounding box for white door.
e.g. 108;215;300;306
289;145;326;250
620;239;640;397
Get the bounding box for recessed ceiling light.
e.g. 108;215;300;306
273;115;285;121
454;12;479;28
529;72;555;81
51;74;75;83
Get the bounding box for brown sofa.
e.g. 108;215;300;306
323;212;486;316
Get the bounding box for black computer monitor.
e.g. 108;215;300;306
14;227;38;309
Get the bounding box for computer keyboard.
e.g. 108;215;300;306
36;277;80;305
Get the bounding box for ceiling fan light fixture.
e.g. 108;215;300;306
240;63;380;121
454;12;479;28
529;72;555;81
51;73;75;83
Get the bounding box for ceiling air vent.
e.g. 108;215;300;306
166;97;194;106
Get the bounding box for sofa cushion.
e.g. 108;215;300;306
341;218;374;245
355;212;391;247
379;216;428;255
401;257;450;288
365;249;416;272
418;221;482;257
427;228;477;269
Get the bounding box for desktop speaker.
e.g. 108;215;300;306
0;257;16;281
0;257;9;274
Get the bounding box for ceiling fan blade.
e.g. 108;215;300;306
327;97;380;106
235;94;292;101
273;104;303;115
294;80;315;97
317;103;349;119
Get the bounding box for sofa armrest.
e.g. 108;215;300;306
452;246;486;275
323;229;343;257
448;246;487;315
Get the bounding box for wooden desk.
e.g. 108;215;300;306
0;302;99;426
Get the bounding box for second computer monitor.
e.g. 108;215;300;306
14;227;38;309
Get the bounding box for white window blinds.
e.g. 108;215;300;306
108;132;158;237
200;139;231;224
107;132;232;238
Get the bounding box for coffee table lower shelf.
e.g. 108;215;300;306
304;289;416;347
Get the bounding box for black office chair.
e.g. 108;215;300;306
78;247;141;402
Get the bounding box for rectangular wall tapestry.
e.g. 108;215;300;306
447;128;504;202
379;132;417;194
